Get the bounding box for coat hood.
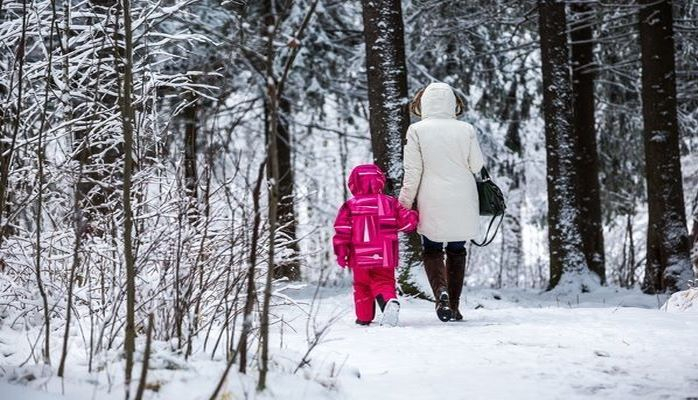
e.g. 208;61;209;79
420;82;457;119
348;164;386;195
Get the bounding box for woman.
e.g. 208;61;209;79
398;82;485;322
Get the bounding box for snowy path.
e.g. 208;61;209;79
2;287;697;400
280;287;698;400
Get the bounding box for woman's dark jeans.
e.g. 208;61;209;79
421;236;466;254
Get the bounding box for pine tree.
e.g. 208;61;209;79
538;0;595;291
639;0;694;293
570;2;605;284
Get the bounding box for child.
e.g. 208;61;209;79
333;164;418;326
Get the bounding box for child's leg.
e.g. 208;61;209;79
369;267;397;311
352;268;375;323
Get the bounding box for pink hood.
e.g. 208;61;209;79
348;164;385;195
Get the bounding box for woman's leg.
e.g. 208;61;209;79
445;241;466;253
445;241;467;320
421;236;452;322
422;236;444;253
421;236;446;296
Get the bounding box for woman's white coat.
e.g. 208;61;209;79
398;82;485;242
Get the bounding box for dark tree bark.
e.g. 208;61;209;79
537;0;592;291
250;0;303;282
690;197;698;278
134;313;154;400
118;0;137;396
183;91;199;223
258;1;278;389
360;0;410;195
22;0;52;364
235;163;265;375
0;0;27;243
361;0;424;297
271;95;301;280
570;2;605;284
639;0;694;293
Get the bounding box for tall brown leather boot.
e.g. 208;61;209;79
446;249;466;321
423;250;451;322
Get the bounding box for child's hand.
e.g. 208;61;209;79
337;255;349;268
397;206;419;233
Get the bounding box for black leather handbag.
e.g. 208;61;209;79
471;167;506;247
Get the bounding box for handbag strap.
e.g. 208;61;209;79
470;213;504;247
479;166;491;181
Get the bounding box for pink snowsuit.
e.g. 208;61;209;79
333;164;419;323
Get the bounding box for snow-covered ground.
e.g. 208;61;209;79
2;286;698;399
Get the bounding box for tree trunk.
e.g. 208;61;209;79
251;0;302;282
570;2;605;284
258;85;276;393
235;162;265;374
272;95;301;280
690;202;698;279
360;0;410;195
361;0;424;295
183;91;199;223
639;0;694;293
134;313;154;400
74;0;123;234
501;77;525;287
0;0;27;243
118;0;137;396
258;0;278;391
538;0;594;291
